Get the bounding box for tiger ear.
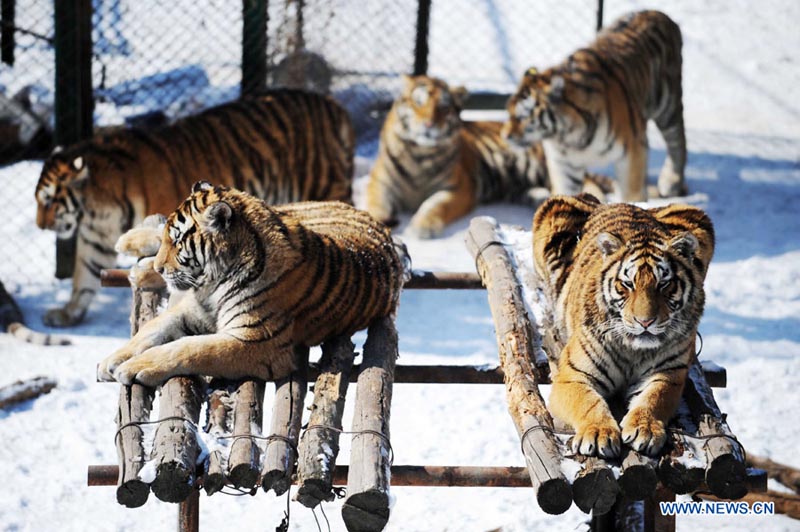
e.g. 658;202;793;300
202;201;233;233
451;86;468;108
66;156;89;187
524;66;539;79
548;75;565;102
51;145;63;155
669;232;698;258
597;232;623;256
192;181;213;194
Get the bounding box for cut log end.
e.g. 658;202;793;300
658;459;705;495
296;478;335;508
572;467;620;515
115;479;149;508
262;470;292;496
203;471;225;496
341;490;390;532
228;463;260;490
536;477;573;515
707;455;748;499
619;463;658;501
151;462;195;503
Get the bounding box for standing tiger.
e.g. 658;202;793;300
533;194;714;457
35;89;354;327
366;75;552;239
97;182;404;386
503;10;687;202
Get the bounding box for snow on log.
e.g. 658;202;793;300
227;379;265;489
296;336;355;508
149;376;204;503
658;400;706;495
0;376;56;409
465;216;572;515
262;348;308;496
341;317;397;532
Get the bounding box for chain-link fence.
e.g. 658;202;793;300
0;0;602;287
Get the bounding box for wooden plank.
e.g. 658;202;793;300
465;216;572;515
227;380;265;489
342;317;398;532
149;376;205;503
261;349;308;495
296;336;355;508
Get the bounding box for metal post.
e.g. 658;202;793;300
1;0;15;66
178;490;200;532
54;0;93;279
241;0;267;96
596;0;604;32
413;0;431;76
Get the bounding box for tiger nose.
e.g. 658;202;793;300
635;317;655;329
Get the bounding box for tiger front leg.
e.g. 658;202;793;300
408;166;476;238
43;235;115;327
112;332;298;387
615;138;648;202
97;299;207;381
621;365;688;456
549;341;621;458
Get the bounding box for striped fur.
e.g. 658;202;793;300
503;10;686;202
1;281;70;346
35;89;355;327
97;183;404;386
366;75;550;238
533;195;714;457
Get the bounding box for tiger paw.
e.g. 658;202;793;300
43;306;84;327
97;347;137;382
571;420;621;458
112;349;176;387
407;218;444;239
620;409;667;456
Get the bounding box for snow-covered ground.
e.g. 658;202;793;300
1;1;800;531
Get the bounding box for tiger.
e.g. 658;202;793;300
365;75;553;239
0;280;70;346
532;194;714;457
96;182;404;386
35;88;355;327
503;10;687;202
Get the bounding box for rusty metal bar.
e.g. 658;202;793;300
178;490;199;532
101;268;483;290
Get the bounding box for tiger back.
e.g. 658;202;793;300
532;195;714;457
503;10;686;202
97;182;404;386
34;89;355;327
366;75;549;238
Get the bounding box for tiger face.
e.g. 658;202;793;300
502;68;566;146
154;182;233;292
393;75;467;147
35;153;88;239
596;231;699;350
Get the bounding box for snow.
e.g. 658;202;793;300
1;1;800;531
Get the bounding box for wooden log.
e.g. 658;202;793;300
297;336;355;508
683;361;747;499
114;384;153;508
202;384;232;496
262;348;308;496
0;376;57;409
619;449;658;501
149;376;205;503
101;268;484;291
697;490;800;520
658;400;706;495
747;454;800;494
571;456;620;516
465;217;572;515
227;380;265;489
342;317;398;532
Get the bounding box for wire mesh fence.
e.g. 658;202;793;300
0;0;602;287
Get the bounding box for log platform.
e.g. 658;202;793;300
88;221;759;532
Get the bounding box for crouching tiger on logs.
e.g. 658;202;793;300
366;75;553;239
97;182;404;386
35;89;354;327
533;194;714;457
503;10;687;202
